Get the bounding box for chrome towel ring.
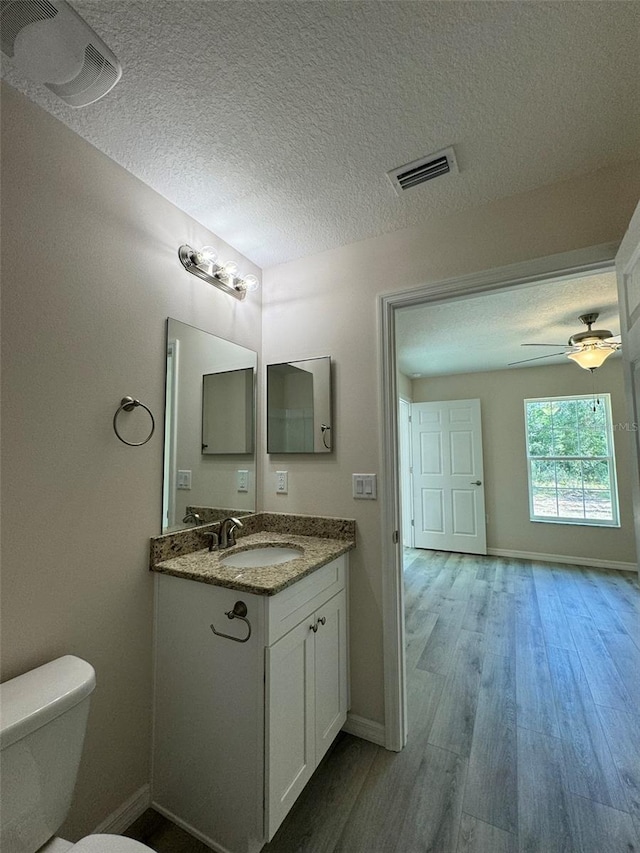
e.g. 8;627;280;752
113;396;155;446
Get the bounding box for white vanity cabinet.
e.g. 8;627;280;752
265;587;347;838
152;553;349;853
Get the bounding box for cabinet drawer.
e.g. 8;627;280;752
266;555;346;645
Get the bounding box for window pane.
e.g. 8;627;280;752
531;459;556;487
526;402;552;455
584;490;613;520
582;459;610;489
552;428;579;457
555;460;582;488
532;487;558;517
551;400;577;429
579;428;608;457
577;398;605;431
557;489;585;519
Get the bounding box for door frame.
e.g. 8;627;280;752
378;241;619;751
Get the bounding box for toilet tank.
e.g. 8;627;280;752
0;656;96;853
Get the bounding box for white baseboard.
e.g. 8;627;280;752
151;802;240;853
342;713;386;746
92;784;151;835
487;548;636;573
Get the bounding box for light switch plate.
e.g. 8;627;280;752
177;470;192;490
352;473;377;499
237;469;249;492
276;471;288;494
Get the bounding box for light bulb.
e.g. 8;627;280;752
197;245;218;267
241;274;259;292
223;260;239;277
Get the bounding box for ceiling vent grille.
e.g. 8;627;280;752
0;0;58;58
0;0;121;106
387;146;458;195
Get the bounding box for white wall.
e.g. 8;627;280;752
0;83;261;839
262;159;640;727
412;359;636;565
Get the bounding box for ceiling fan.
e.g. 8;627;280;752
509;312;622;371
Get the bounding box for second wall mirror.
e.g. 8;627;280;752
267;356;332;453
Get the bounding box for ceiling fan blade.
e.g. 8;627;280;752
508;352;567;366
521;343;567;347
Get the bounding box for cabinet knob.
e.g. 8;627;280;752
310;622;319;633
317;616;326;627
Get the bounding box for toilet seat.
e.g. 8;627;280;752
71;835;152;852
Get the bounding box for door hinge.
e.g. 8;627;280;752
411;519;415;526
392;530;399;544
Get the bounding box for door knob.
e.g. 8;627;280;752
470;480;482;485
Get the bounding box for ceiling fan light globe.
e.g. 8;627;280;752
567;346;615;371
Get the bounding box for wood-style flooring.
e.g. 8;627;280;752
126;550;640;852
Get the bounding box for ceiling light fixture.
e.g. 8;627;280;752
566;343;617;371
178;245;259;301
565;313;620;371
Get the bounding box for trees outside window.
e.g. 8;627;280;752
524;394;620;527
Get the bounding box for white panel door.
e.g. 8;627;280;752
411;399;487;554
616;200;640;579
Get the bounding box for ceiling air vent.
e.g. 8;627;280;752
387;146;458;195
0;0;121;107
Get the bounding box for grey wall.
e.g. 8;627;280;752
412;359;636;565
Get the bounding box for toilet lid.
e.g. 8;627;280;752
72;834;152;852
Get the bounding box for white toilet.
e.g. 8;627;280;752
0;655;152;853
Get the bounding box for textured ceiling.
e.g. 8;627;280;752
2;1;639;268
396;271;621;377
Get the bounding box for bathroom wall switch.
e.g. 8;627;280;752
177;470;192;490
353;473;377;500
237;470;249;492
276;471;288;494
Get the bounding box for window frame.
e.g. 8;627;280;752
524;393;620;528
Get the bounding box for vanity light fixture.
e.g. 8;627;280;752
178;245;259;301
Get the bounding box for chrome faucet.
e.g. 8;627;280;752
219;516;243;549
182;511;203;526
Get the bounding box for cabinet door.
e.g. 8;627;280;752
314;589;348;763
265;616;315;840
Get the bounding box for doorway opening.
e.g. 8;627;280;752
378;243;623;751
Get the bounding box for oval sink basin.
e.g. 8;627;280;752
220;546;303;569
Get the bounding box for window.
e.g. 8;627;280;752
524;395;619;527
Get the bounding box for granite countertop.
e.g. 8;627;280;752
152;530;354;596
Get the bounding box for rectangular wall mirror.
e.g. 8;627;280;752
267;356;332;453
163;319;257;532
